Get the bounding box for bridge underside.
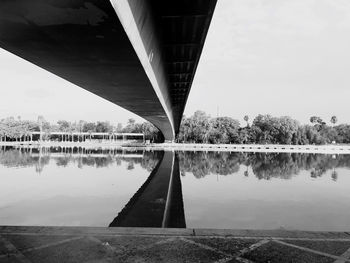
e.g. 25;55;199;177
0;0;216;141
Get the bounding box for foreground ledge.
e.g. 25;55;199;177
1;226;350;262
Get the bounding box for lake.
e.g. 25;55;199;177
1;146;350;231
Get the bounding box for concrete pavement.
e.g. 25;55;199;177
1;226;350;263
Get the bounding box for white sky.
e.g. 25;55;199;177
1;0;350;125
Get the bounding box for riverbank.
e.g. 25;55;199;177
1;226;350;262
1;141;350;154
149;143;350;154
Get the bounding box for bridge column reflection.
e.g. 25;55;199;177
109;151;186;228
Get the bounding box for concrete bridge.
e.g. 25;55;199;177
0;0;217;141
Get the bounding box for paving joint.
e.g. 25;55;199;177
239;239;270;255
273;239;350;262
234;256;255;263
180;237;232;257
0;234;32;263
333;246;350;263
213;258;235;263
0;236;84;259
182;235;270;263
135;237;178;252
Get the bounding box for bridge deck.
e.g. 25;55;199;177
0;0;217;140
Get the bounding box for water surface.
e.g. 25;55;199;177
1;146;350;231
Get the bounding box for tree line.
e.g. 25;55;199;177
177;111;350;145
1;111;350;144
0;116;162;142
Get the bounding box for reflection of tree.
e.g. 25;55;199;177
127;162;135;170
244;169;249;177
178;152;243;178
0;147;50;173
95;156;114;168
331;170;338;181
77;157;83;169
310;166;327;178
82;156;96;167
177;151;350;180
247;153;300;180
140;151;163;172
0;147;161;174
0;148;40;168
35;156;50;174
2;147;350;180
56;156;71;167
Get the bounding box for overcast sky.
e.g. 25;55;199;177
1;0;350;125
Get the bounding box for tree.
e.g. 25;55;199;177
244;115;249;127
330;116;337;126
82;122;96;133
141;122;162;142
37;116;44;141
177;115;191;142
238;128;249;144
189;111;211;143
252;115;278;143
310;116;326;132
335;125;350;143
310;116;319;124
275;116;299;144
123;118;143;133
96;121;112;133
292;126;309;145
208;117;240;144
57;120;70;132
0;122;7;140
78;120;86;132
116;123;123;132
127;118;135;126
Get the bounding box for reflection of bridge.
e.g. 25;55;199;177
110;151;186;228
0;0;217;141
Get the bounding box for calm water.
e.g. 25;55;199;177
1;146;350;231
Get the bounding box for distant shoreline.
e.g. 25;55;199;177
1;141;350;154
